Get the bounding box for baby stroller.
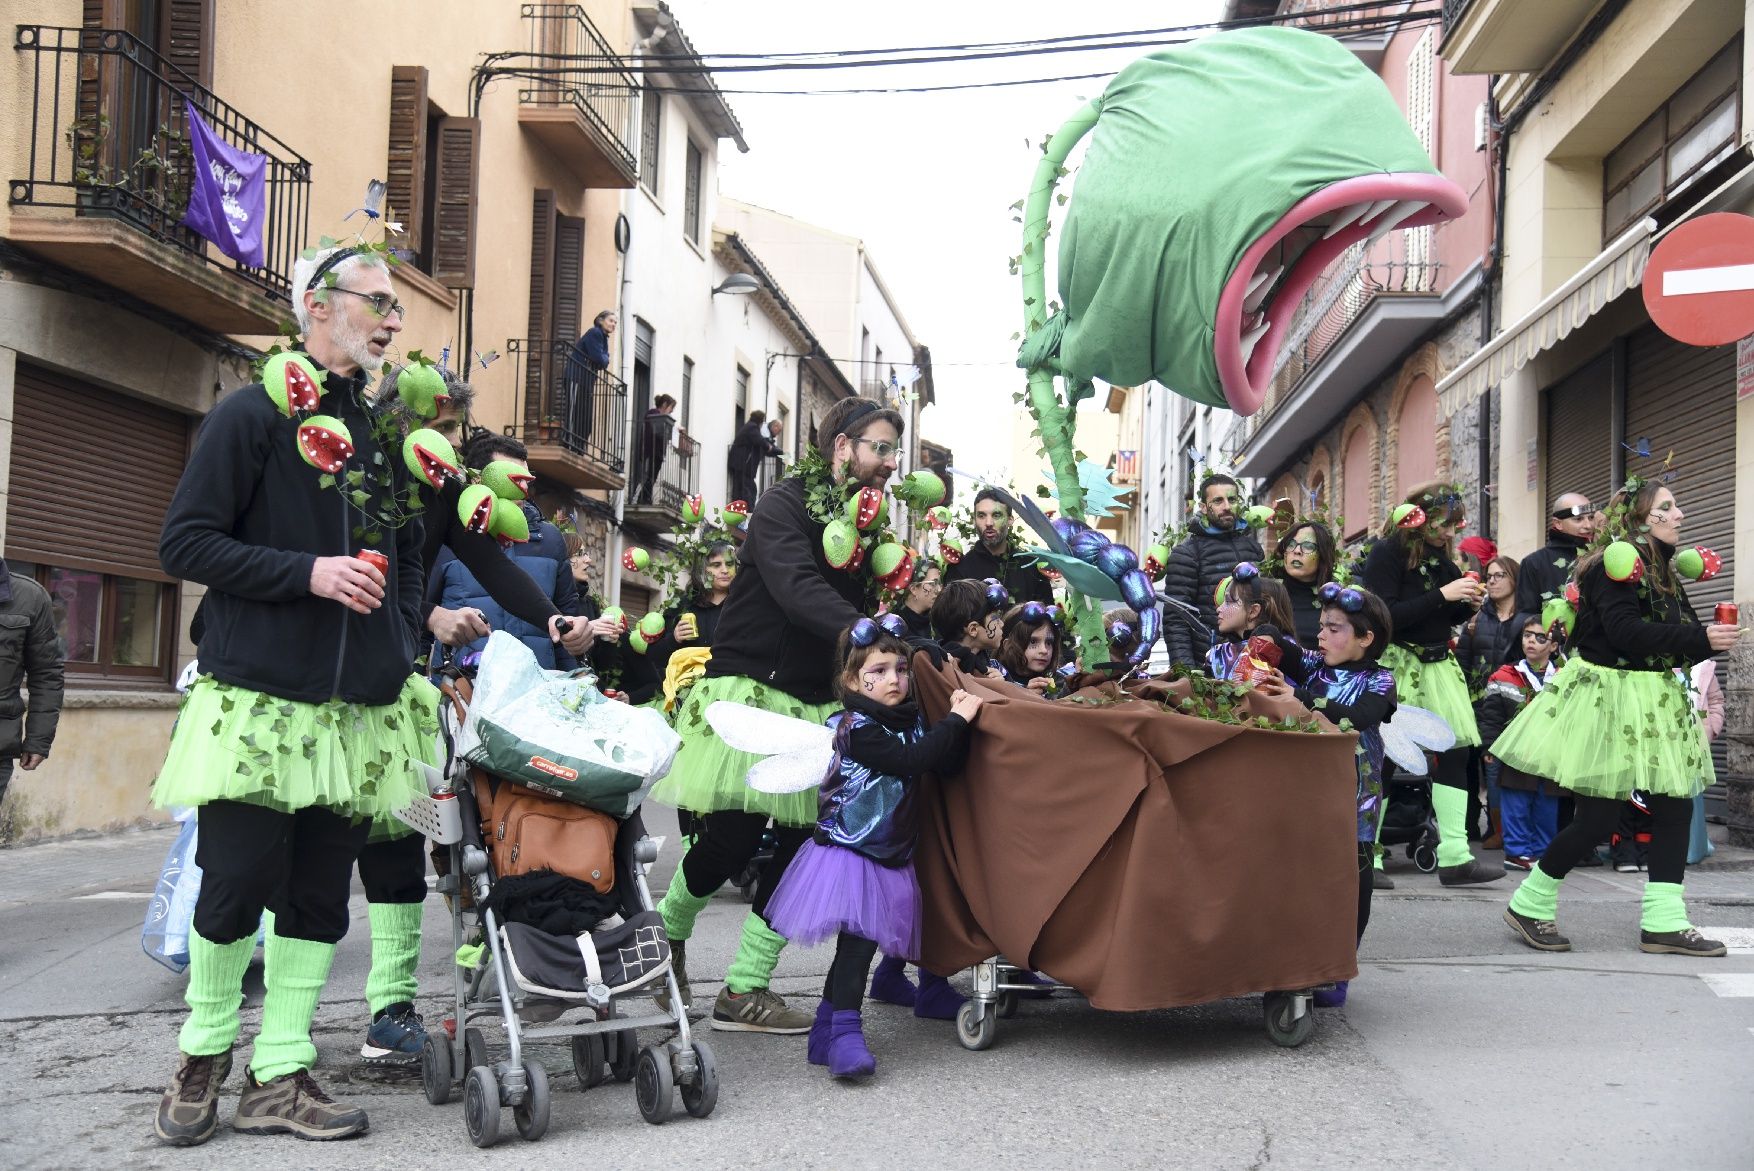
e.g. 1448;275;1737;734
396;635;716;1147
1378;762;1439;873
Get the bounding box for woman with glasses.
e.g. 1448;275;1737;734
1455;554;1523;849
1361;482;1501;886
896;557;942;639
1271;520;1337;645
1477;615;1561;870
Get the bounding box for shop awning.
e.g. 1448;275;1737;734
1436;217;1656;414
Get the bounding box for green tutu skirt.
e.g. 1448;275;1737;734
1490;658;1711;800
1381;644;1479;747
153;674;440;819
650;674;834;826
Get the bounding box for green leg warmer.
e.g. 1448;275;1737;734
1431;784;1476;868
1508;864;1563;921
176;927;256;1057
251;928;337;1082
658;873;714;944
724;912;786;995
363;901;424;1015
1641;881;1693;934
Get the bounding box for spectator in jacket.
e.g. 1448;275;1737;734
0;561;64;829
728;410;781;505
1516;492;1598;616
564;309;615;446
1160;474;1264;667
635;394;677;505
943;489;1054;605
428;435;582;670
1479;614;1560;870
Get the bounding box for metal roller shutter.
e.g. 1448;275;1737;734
1624;325;1735;798
5;364;191;582
1542;352;1615;512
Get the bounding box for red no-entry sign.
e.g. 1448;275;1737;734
1644;212;1754;346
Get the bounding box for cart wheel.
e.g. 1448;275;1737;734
464;1026;489;1076
610;1029;639;1082
1263;992;1316;1048
513;1060;550;1141
464;1065;502;1147
996;990;1019;1020
635;1045;675;1124
420;1033;453;1105
1413;842;1438;873
679;1040;718;1119
571;1033;608;1089
955;1001;996;1051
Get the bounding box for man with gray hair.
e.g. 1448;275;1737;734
1516;491;1599;617
153;244;428;1146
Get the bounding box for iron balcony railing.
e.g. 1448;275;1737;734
630;426;699;515
1441;0;1474;30
519;4;638;178
10;25;311;303
508;338;629;473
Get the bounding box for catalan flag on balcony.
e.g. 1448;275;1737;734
180;99;267;269
1114;449;1139;481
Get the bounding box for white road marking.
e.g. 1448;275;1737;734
1698;974;1754;998
1702;927;1754;955
73;891;152;900
1662;263;1754;296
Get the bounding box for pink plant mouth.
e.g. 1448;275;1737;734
1214;173;1469;416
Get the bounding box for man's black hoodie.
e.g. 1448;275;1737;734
706;476;870;704
1515;530;1591;617
159;360;424;705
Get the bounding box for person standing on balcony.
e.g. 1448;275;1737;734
636;394;677;505
1516;492;1598;617
1159;473;1263;667
729;409;781;505
565;309;615;449
943;489;1054;605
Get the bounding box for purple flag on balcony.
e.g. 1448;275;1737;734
179;99;267;268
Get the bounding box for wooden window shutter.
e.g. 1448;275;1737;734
5;364;190;582
385;66;430;260
553;213;585;343
525;189;557;427
430;116;480;289
159;0;213;89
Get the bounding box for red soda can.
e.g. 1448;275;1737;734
1714;602;1738;626
1464;570;1481;582
357;549;389;576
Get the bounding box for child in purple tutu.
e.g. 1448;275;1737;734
766;614;983;1080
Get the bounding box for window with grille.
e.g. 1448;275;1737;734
640;90;661;193
684;139;703;244
1603;36;1742;241
680;356;694;430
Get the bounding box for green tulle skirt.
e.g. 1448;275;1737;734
1489;658;1712;800
153;674;439;819
1381;644;1480;747
650;674;833;827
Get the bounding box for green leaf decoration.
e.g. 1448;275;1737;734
318;473;336;489
346;469;367;486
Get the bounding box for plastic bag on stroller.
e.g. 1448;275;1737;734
459;632;680;817
142;810;200;972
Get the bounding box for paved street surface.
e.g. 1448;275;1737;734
2;811;1752;1170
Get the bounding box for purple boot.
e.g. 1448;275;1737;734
1313;981;1348;1008
807;999;834;1066
868;955;917;1007
826;1010;875;1080
912;970;967;1021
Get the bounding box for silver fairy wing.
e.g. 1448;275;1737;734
1379;704;1456;776
705;701;837;794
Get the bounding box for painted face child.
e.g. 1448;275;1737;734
850;648;911;707
1521;620;1554;672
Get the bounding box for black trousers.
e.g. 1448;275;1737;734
823;932;879;1011
679;809;810;918
357;830;429;904
1538;793;1690;884
1356;844;1375;945
192;800;368;945
1432;746;1470;791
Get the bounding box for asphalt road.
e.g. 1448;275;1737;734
1;812;1751;1170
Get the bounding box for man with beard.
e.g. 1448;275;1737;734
1516;492;1598;617
1160;473;1263;667
651;397;904;1034
943;489;1054;604
153;245;430;1145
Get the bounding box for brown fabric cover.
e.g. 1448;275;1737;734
912;657;1361;1011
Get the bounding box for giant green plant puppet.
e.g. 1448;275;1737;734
1007;27;1468;667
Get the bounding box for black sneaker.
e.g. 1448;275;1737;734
359;1002;426;1065
1439;858;1505;886
1639;928;1727;957
154;1049;233;1147
233;1069;368;1140
1503;907;1571;952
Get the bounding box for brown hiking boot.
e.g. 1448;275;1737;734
1503;907;1571;952
1639;927;1727;957
655;938;692;1013
154;1049;233;1146
232;1069;368;1141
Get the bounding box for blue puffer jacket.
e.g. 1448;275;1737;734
429;502;580;669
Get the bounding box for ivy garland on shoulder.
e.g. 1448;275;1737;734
803;448;949;604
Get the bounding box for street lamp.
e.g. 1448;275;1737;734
712;272;763;296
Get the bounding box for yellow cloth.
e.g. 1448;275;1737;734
663;647;713;713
